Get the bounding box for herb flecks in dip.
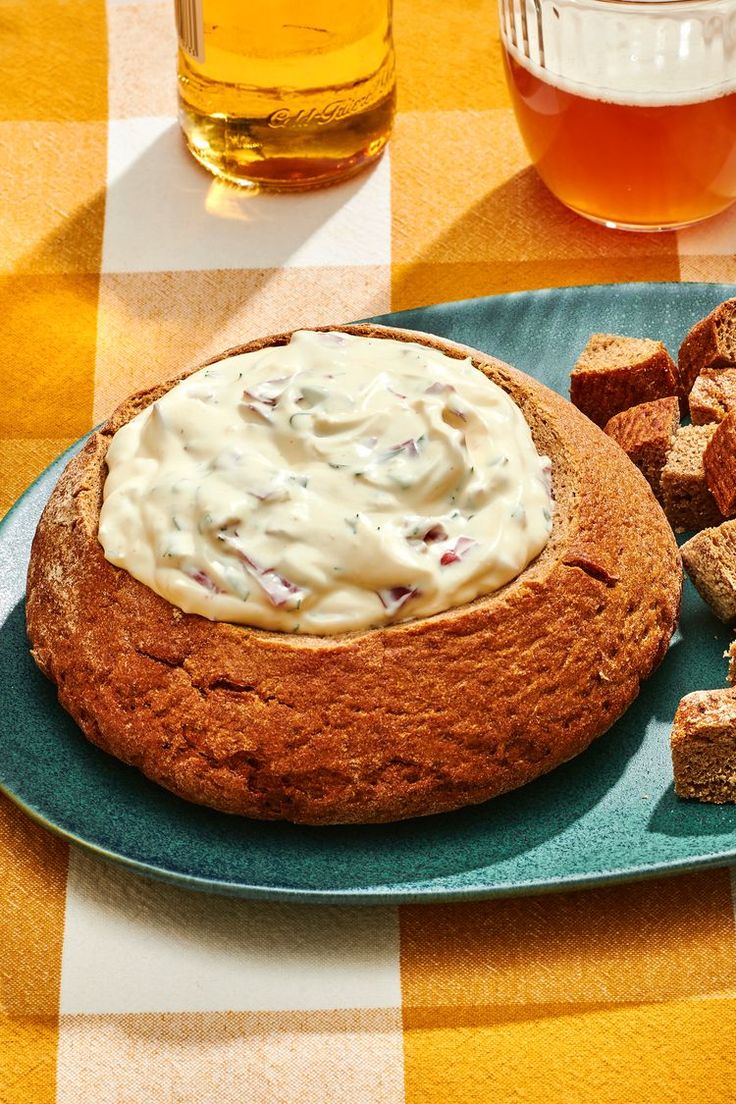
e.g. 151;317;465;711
98;331;553;634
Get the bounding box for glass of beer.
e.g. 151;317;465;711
176;0;395;190
500;0;736;230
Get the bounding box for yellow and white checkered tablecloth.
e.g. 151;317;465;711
2;1;736;1101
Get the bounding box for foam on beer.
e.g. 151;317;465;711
502;21;736;108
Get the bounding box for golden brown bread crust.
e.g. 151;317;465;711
703;413;736;518
671;688;736;803
681;521;736;625
603;396;680;502
679;298;736;398
661;424;724;534
26;325;683;825
570;333;680;428
689;368;736;425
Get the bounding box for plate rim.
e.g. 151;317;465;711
3;279;736;904
1;775;734;904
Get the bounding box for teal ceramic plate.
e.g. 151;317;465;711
2;282;736;903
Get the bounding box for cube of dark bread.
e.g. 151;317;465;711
703;412;736;517
671;688;736;803
679;298;736;397
661;424;725;532
727;642;736;685
681;520;736;624
603;396;679;501
570;333;680;428
689;368;736;424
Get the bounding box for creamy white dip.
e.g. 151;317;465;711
98;331;553;635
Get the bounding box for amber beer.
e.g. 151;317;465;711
503;46;736;230
176;0;395;190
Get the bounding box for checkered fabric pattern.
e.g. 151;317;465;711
3;1;736;1101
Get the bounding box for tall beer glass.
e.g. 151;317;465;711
500;0;736;230
177;0;395;190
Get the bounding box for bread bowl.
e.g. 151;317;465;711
26;324;682;825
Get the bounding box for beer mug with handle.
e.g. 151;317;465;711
500;0;736;230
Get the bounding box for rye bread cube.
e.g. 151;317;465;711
689;368;736;425
681;520;736;624
671;688;736;803
727;642;736;685
570;333;680;428
603;396;680;501
679;298;736;398
703;412;736;517
661;424;724;532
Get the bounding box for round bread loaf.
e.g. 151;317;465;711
26;325;682;824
